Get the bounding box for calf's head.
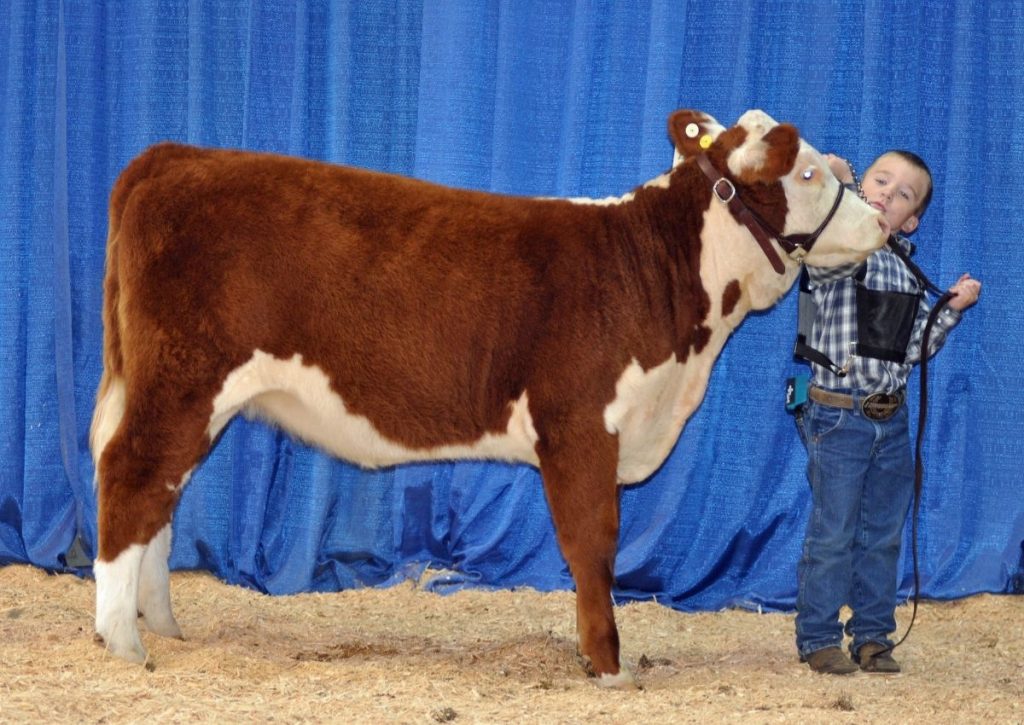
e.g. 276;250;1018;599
670;109;889;272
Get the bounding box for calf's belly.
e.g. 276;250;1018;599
209;350;541;469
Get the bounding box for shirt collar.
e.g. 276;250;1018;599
892;234;916;256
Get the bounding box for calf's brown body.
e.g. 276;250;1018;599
91;110;887;684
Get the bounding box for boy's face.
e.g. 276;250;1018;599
860;153;931;235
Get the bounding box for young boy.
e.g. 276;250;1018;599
795;151;981;675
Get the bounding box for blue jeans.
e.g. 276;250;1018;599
794;397;914;658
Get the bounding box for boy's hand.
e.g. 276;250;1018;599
825;154;854;184
947;273;981;311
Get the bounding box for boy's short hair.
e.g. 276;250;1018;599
878;150;933;217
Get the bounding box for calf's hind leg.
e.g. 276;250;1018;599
537;422;635;688
94;396;212;663
137;522;184;639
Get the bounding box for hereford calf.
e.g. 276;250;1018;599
90;109;888;685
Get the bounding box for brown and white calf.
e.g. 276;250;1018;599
90;109;888;684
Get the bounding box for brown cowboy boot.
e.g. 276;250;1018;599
854;642;901;673
804;646;858;675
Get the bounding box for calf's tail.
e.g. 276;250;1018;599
89;213;126;468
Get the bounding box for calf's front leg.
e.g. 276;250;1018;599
536;420;635;688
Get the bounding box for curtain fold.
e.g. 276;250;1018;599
1;0;1021;607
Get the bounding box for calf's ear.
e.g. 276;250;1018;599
728;123;800;184
668;110;726;166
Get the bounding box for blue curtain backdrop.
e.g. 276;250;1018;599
2;1;1022;610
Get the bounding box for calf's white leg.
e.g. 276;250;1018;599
137;523;182;639
92;378;213;664
94;544;147;663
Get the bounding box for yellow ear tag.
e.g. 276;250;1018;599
699;134;713;150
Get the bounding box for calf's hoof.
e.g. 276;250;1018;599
143;612;184;640
94;629;148;664
578;651;639;690
595;667;639;689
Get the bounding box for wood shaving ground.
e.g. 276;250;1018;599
1;564;1020;723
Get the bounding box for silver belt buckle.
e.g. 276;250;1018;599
860;391;904;421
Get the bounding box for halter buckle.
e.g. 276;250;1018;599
712;177;736;204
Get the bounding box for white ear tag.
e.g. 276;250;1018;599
685;123;700;138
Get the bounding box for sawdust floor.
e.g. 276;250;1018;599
0;564;1020;724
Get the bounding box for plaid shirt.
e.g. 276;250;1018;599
805;235;961;394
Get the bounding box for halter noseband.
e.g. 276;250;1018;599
695;153;846;274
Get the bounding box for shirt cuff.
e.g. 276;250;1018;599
938;305;962;328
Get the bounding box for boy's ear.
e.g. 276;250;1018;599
900;213;920;235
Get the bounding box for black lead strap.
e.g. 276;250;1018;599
870;257;957;664
884;236;945;296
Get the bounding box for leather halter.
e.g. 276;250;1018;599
696;153;846;275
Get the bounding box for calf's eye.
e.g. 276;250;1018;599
801;168;815;181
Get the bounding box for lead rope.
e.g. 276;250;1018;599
872;289;955;662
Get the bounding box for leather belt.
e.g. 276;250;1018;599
809;386;906;421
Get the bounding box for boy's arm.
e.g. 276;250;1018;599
825;154;855;184
906;273;981;363
905;296;959;364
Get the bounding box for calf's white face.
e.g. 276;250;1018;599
685;109;889;273
781;142;889;268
